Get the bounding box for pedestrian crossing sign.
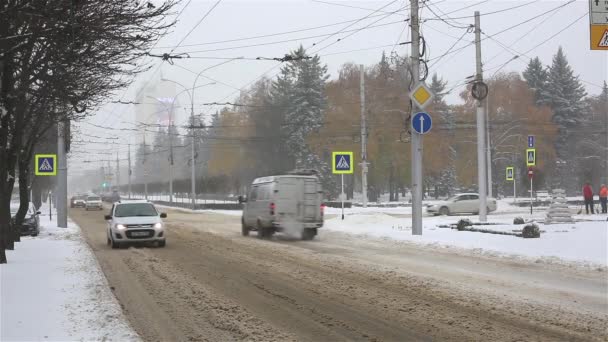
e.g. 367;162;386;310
526;148;536;167
332;151;354;174
506;167;514;181
35;154;57;176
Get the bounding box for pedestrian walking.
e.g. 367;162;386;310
599;184;608;214
583;182;595;214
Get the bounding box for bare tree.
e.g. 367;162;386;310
0;0;177;263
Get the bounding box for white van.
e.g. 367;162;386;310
240;173;324;240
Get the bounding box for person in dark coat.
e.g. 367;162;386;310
583;182;594;214
599;184;608;214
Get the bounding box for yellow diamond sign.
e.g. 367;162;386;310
409;82;434;109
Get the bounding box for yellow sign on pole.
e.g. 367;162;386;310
35;154;57;176
332;151;354;174
590;0;608;50
408;82;434;109
526;149;536;167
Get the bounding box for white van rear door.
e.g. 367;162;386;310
302;178;320;221
276;178;299;219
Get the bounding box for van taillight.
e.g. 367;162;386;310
320;203;325;216
270;202;275;215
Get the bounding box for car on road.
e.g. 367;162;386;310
10;202;41;236
240;170;324;240
70;194;86;208
85;195;103;211
426;193;497;216
104;200;167;249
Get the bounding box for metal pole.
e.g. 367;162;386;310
49;190;52;221
486;89;492;198
190;107;196;209
57;122;67;228
143;135;148;200
341;174;345;220
360;64;368;208
128;144;132;199
474;11;488;222
116;152;120;195
530;177;533;215
513;169;517;203
169;112;174;204
410;0;423;235
604;88;608;185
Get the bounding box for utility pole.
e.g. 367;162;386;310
128;144;132;199
169;113;174;204
486;91;492;198
116;151;120;194
143;135;148;200
56;121;67;228
190;105;196;209
360;64;368;208
475;11;488;222
410;0;423;235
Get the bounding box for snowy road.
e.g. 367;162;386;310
70;207;607;341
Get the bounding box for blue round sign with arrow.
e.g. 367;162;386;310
411;112;432;134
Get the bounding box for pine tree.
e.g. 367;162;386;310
522;57;548;106
544;47;588;190
277;45;335;193
544;47;587;127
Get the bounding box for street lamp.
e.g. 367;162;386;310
159;78;215;209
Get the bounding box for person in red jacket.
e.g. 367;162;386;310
583;182;594;214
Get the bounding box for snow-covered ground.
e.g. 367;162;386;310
324;200;607;268
0;205;140;341
156;198;606;268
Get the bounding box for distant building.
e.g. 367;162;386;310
134;76;180;145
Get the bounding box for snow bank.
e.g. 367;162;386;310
0;206;140;341
324;212;608;267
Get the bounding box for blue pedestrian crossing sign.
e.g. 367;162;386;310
411;112;432;134
35;154;57;176
332;151;354;174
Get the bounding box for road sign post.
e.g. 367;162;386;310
528;167;534;215
408;78;434;235
590;0;608;50
332;152;354;220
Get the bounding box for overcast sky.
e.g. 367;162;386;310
70;0;607;175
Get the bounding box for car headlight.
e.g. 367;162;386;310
154;223;163;229
115;224;126;230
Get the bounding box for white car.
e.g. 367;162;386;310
85;195;103;211
105;200;167;248
427;193;497;216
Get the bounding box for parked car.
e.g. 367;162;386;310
105;200;167;249
427;193;497;216
85;195;103;211
240;171;324;240
10;202;41;236
70;194;86;208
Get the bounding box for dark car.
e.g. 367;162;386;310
70;194;86;208
10;202;41;236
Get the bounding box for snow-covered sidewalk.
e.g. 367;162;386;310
0;206;139;341
324;209;608;268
